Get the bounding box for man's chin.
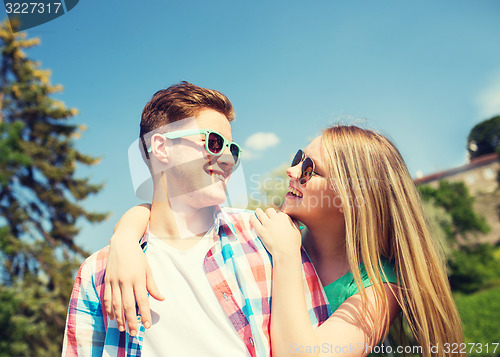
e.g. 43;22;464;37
205;183;228;205
199;190;227;208
167;188;226;209
213;196;227;206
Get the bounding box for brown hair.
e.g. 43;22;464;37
140;81;235;157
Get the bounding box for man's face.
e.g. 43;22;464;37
164;109;235;211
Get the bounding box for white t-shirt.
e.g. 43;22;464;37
141;229;249;357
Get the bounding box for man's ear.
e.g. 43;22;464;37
150;133;169;164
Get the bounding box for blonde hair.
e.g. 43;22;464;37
321;125;464;356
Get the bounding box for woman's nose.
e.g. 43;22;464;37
287;164;301;180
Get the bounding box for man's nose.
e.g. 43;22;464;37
217;146;237;172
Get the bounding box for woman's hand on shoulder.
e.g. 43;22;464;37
250;207;302;258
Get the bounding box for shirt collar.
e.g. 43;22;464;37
213;205;238;240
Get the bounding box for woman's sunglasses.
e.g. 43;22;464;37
291;149;318;184
148;129;242;166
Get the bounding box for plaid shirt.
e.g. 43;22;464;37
62;207;331;356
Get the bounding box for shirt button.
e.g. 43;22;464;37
249;337;254;346
222;291;229;301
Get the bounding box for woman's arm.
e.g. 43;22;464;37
103;203;164;337
251;208;400;357
314;284;400;356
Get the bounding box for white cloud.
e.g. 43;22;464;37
477;72;500;119
241;149;260;161
244;132;280;151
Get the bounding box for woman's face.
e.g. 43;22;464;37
281;136;343;225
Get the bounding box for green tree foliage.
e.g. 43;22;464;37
448;244;500;293
421;199;454;258
419;181;489;239
497;143;500;185
467;115;500;160
0;20;107;355
418;181;497;294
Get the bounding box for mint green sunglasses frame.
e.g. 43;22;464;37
147;129;242;166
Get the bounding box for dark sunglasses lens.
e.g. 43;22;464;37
208;132;224;154
291;150;304;167
299;157;314;184
230;144;240;163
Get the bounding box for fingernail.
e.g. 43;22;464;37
144;321;151;329
130;330;137;337
118;326;124;332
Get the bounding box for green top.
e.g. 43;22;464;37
323;258;398;313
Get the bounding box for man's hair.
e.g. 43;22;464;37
140;81;235;157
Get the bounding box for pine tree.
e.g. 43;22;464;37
0;20;107;356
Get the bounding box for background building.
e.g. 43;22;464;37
415;153;500;244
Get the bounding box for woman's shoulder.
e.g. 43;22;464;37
324;258;398;305
351;258;398;293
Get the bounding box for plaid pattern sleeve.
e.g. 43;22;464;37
300;249;332;327
62;246;144;357
62;247;109;356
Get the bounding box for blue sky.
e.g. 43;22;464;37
2;0;500;253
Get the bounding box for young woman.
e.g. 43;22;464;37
105;125;464;356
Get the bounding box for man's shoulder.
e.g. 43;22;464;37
82;245;110;266
218;207;256;235
218;206;270;252
219;206;255;221
217;207;272;268
77;245;110;281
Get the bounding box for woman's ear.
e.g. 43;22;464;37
150;133;169;164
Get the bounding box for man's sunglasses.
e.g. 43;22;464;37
291;149;318;184
148;129;242;166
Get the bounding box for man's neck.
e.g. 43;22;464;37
149;200;217;249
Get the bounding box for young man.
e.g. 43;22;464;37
62;82;330;356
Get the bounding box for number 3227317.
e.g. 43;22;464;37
5;2;63;14
443;343;499;354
